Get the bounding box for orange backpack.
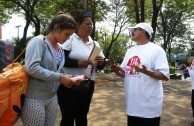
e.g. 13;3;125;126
0;63;28;126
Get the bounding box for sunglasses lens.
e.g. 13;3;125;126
82;11;92;17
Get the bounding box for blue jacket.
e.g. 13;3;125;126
25;35;65;98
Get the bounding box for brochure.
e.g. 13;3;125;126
88;46;101;64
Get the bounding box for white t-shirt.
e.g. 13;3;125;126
59;33;104;80
189;59;194;89
120;42;169;118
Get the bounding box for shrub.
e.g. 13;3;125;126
169;67;176;74
103;67;112;73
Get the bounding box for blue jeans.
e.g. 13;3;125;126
184;72;190;79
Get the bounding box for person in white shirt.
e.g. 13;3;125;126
189;59;194;126
57;11;105;126
110;22;169;126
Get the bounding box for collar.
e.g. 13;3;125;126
73;33;93;46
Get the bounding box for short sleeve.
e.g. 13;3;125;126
153;47;170;79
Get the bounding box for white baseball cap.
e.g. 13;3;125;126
128;22;153;37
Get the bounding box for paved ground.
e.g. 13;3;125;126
15;73;193;126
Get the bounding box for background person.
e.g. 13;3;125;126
110;22;169;126
189;59;194;126
183;64;190;79
57;11;105;126
21;11;79;126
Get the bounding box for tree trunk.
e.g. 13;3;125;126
140;0;145;22
133;0;140;23
151;0;163;42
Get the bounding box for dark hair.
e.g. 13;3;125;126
145;32;151;39
45;11;77;35
137;28;151;39
75;11;93;24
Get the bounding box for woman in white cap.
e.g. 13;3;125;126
110;22;170;126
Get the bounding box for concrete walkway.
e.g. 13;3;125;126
15;73;193;126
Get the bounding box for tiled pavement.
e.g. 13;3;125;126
15;73;193;126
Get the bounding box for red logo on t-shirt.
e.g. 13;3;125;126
126;56;141;75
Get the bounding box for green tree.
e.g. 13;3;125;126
0;1;11;24
0;0;67;60
124;0;163;41
56;0;110;39
110;34;130;63
1;0;110;60
97;0;129;59
0;0;49;59
156;0;194;60
98;30;129;63
31;0;67;35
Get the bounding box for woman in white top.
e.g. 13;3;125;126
57;11;105;126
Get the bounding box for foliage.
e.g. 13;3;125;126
1;0;194;65
0;0;111;63
123;0;163;41
1;0;110;43
56;0;110;39
156;0;194;61
169;66;176;74
103;67;112;73
97;0;129;60
110;34;130;63
0;0;50;46
14;36;33;62
0;2;12;24
98;31;129;63
170;45;188;55
124;0;153;23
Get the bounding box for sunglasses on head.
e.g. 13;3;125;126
81;11;92;17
